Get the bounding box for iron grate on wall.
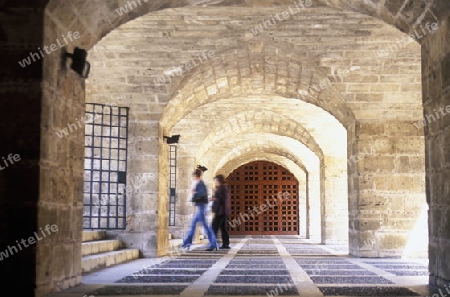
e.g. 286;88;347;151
83;103;130;230
168;145;177;226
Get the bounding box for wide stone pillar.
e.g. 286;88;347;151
347;123;360;256
299;175;308;238
308;171;321;242
37;20;88;297
155;125;169;257
354;121;426;257
0;3;53;296
322;156;348;244
106;118;161;258
424;16;450;288
169;152;197;241
0;2;89;295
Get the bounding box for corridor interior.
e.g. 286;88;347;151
48;236;433;297
5;0;449;296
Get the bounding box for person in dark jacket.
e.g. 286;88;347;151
182;169;218;251
210;174;231;249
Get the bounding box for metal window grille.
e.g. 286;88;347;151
83;103;129;230
168;145;177;226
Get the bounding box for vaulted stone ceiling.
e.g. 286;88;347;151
87;5;421;174
87;6;422;123
170;96;346;162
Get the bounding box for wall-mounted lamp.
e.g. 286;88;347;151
197;165;208;172
163;135;180;144
65;47;91;78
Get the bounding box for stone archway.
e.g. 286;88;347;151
159;42;355;132
45;0;447;51
161;43;353;250
216;152;316;240
2;0;448;295
196;109;324;162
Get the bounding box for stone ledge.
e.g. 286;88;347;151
82;231;106;242
169;238;183;249
82;249;140;274
82;239;123;256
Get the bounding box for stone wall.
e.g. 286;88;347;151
103;113;161;257
423;14;450;288
356;121;426;257
167;149;197;241
0;2;47;296
0;1;448;296
85;6;424;257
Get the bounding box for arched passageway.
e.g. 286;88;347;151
1;0;449;296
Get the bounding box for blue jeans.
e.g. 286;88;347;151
183;203;218;249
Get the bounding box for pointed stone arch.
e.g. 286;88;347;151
160;40;356;132
200;134;338;243
211;140;313;175
216;153;318;239
195;109;324;163
163;42;352;246
30;0;449;294
217;154;306;181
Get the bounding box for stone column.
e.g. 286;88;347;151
299;174;308;238
0;4;47;296
355;121;426;257
308;171;321;242
322;156;349;244
347;123;360;256
157;127;169;257
38;37;86;297
424;16;450;288
171;153;198;241
108;118;161;258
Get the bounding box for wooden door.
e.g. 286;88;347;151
226;161;299;235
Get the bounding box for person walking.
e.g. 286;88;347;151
182;169;218;251
210;174;231;249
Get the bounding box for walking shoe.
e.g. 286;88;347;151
181;243;191;251
219;246;231;249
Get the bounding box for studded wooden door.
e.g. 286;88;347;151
226;161;299;235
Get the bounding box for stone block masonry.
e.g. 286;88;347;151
250;0;313;36
2;0;448;296
347;140;387;165
87;6;424;259
377;20;439;58
413;104;450;129
18;31;80;68
55;102;117;138
115;0;150;16
153;50;215;86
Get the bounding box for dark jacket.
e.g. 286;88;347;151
212;184;231;216
194;180;208;206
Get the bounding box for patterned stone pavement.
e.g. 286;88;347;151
48;236;433;297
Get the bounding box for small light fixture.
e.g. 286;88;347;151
65;47;91;78
197;165;208;172
163;135;180;144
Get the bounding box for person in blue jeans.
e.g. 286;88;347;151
182;169;218;251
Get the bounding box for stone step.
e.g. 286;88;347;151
170;239;183;249
82;239;122;256
82;249;140;274
82;230;106;242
